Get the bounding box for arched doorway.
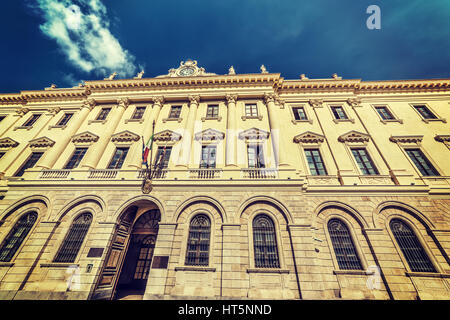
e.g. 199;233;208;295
90;202;161;300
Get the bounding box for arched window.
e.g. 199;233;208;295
0;212;37;262
327;219;363;270
54;212;92;263
390;218;436;273
253;214;280;268
185;214;211;266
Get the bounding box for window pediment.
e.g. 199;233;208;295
111;130;140;143
338;131;370;143
293;131;325;144
389;135;423;144
239;127;269;141
434;135;450;143
28;136;55;148
194;128;225;141
153;130;182;143
0;137;19;148
71;131;99;144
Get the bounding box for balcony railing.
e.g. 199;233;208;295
40;169;70;179
88;169;118;179
189;168;222;179
137;168;168;179
241;168;277;179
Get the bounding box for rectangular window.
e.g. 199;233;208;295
413;105;437;119
22;114;41;127
96;108;111;121
331;106;348;120
64;148;88;169
351;148;379;175
56;113;74;126
375;106;395;120
304;149;327;175
0;152;5;159
406;149;439;176
108;147;129;169
154;146;172;169
206;105;219;118
15;152;43;177
292;107;307;121
245;104;258;117
169;106;182;119
132;106;146;120
200;145;217;168
247;144;265;168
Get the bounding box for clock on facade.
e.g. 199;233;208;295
178;67;195;76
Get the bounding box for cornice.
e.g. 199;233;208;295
293;131;325;144
28;136;56;148
338;131;371;143
389;135;424;144
194;128;225;141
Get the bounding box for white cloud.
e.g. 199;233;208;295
35;0;137;77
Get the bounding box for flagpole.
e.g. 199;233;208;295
148;120;156;180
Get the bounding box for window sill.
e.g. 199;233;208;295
247;268;289;274
422;118;447;124
162;117;183;123
332;118;355;124
380;119;403;124
291;119;313;124
201;116;222;122
14;126;33;131
48;125;67;130
241;115;262;121
0;262;14;268
175;266;216;272
405;271;450;278
333;270;374;276
124;118;145;124
88;119;107;125
40;263;79;268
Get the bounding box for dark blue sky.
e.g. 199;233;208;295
1;0;449;93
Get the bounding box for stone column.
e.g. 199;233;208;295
127;96;164;169
225;94;238;167
177;95;200;168
143;223;177;299
81;98;129;169
264;93;291;168
35;99;94;169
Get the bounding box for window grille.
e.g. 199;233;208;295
390;219;436;273
0;212;37;262
327;219;363;270
305;149;327;175
54;213;92;263
253;215;280;268
405;149;439;176
185;214;211;266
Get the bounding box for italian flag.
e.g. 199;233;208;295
142;134;153;168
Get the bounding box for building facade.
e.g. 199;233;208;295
0;60;449;300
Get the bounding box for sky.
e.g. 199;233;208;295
0;0;449;93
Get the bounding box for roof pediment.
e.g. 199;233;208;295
111;130;140;143
28;136;55;148
338;131;371;143
239;127;270;140
71;131;99;144
156;60;217;78
0;137;19;148
293;131;325;143
153;130;182;142
194;128;225;141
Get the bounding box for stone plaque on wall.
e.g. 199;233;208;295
87;248;104;258
152;256;169;269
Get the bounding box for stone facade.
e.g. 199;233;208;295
0;61;449;300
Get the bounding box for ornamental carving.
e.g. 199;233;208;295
152;96;165;106
308;99;323;108
156;60;217;78
47;107;61;115
239;127;270;140
389;135;423;144
28;136;55;148
117;97;130;108
225;94;238;104
0;137;19;148
264;93;277;104
434;135;450;143
15;108;30;116
71;131;99;144
347;98;362;108
188;95;201;105
194;128;225;141
293;131;325;144
338;131;371;143
82;98;96;110
111;130;140;143
153;130;182;142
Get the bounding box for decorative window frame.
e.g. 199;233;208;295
162;105;183;123
389;135;443;177
0;137;19;150
435;135;450;150
177;209;215;270
124;105;148;124
322;215;369;273
293;131;331;176
239;128;270;167
71;131;99;147
410;103;446;123
14;113;43;130
289;104;313;124
371;104;403;124
194;128;225;145
110;130;140;148
241;101;263;121
201;104;222;122
153;129;182;146
246;209;287;271
327;104;355;124
385;215;443;275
